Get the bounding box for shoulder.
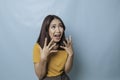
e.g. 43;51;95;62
33;43;41;63
34;43;39;47
34;43;42;50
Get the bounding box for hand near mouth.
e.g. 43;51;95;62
40;38;58;60
60;35;73;56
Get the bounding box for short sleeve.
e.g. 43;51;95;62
33;43;41;63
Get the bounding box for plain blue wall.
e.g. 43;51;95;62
0;0;120;80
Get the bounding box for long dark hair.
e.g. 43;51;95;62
37;15;66;49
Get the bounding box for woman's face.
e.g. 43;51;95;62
49;18;64;43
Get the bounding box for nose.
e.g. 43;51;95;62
55;27;60;32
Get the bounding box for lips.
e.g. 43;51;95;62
54;34;61;39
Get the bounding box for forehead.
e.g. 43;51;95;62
50;18;62;25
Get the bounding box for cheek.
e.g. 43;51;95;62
60;29;64;34
49;29;54;38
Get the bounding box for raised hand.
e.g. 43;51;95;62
41;38;58;60
60;35;73;56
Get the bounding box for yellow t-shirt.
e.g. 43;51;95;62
33;43;68;77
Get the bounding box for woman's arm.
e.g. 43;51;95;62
34;38;57;79
34;57;48;79
60;36;74;73
64;54;74;73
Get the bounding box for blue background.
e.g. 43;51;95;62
0;0;120;80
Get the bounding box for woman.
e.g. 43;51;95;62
33;15;73;80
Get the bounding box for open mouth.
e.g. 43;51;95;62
54;34;61;39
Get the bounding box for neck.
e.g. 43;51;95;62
53;44;59;50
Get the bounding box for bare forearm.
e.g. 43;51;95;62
64;54;74;73
34;58;48;79
39;59;47;79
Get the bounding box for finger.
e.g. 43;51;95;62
60;46;66;49
49;43;56;50
48;39;54;48
68;35;72;45
66;37;69;43
65;37;70;47
44;37;47;47
50;50;58;53
66;37;71;45
69;35;72;43
63;41;67;46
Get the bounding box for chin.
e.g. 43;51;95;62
53;39;61;43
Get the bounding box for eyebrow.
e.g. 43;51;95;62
51;23;62;25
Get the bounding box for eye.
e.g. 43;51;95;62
59;24;63;28
51;25;56;29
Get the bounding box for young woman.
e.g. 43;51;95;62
33;15;73;80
